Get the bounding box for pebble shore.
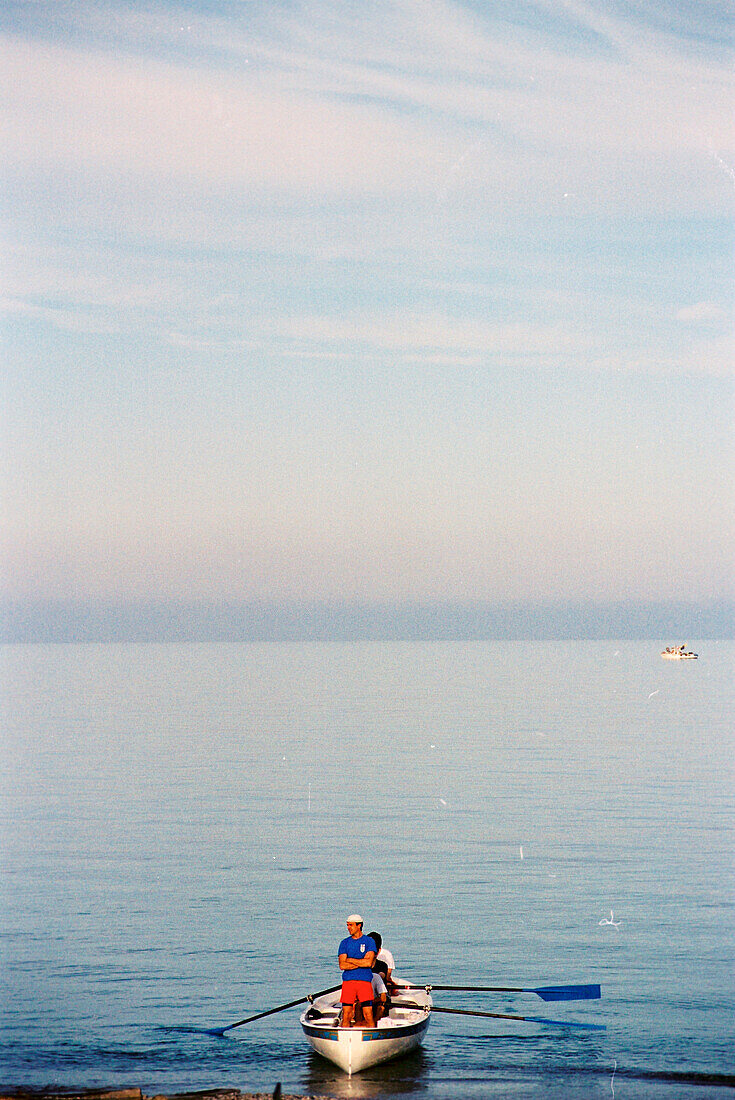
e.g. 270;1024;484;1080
0;1088;336;1100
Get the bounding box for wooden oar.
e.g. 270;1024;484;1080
400;983;601;1002
208;984;342;1036
393;1007;607;1029
431;1005;606;1029
392;1001;606;1030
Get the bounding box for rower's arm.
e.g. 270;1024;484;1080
339;952;376;970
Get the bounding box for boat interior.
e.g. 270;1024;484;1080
304;993;428;1029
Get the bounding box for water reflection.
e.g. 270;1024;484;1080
300;1047;431;1097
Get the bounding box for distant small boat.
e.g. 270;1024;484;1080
661;644;698;660
300;982;431;1074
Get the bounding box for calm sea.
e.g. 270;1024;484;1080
1;641;733;1098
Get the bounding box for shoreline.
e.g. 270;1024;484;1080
0;1090;336;1100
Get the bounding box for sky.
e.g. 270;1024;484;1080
1;0;733;638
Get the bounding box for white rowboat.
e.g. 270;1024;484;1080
661;645;698;660
300;983;431;1075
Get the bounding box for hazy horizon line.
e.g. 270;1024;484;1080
1;598;732;643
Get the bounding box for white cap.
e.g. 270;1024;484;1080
346;913;363;924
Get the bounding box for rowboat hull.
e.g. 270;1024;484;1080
300;985;431;1075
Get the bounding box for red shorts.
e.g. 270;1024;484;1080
340;980;374;1005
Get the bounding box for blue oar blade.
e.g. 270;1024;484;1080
527;1014;606;1030
534;984;601;1002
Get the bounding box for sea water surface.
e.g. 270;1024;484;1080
1;641;733;1098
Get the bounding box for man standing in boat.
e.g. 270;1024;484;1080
338;914;377;1028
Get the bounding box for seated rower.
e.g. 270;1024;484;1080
369;931;398;994
372;968;388;1022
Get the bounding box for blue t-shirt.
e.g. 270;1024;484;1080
338;934;376;982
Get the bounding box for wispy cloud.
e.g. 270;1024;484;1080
1;33;447;196
676;301;729;325
264;309;590;358
2;0;731;205
0;295;122;335
2;0;732;610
